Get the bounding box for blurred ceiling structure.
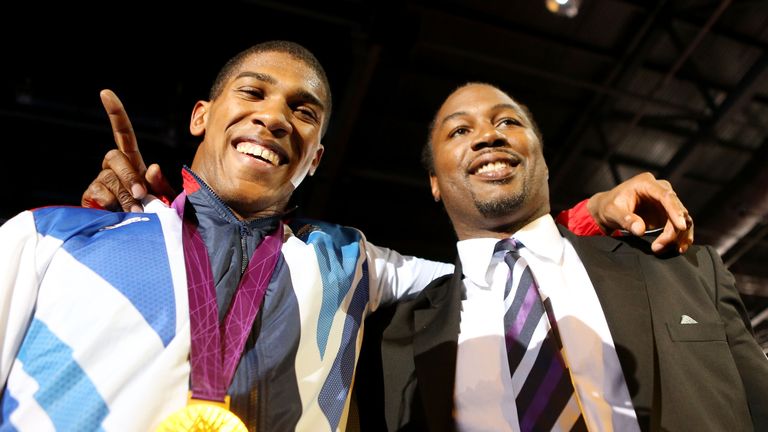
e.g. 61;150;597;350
2;0;767;350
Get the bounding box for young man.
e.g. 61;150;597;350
357;83;768;431
1;41;692;431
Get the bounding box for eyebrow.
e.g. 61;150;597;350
439;103;523;127
236;71;277;85
294;90;325;111
234;71;326;111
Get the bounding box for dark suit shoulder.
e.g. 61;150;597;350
559;223;697;260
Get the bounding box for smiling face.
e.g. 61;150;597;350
429;83;550;240
189;50;328;220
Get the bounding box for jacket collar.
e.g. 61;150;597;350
408;258;464;431
559;226;656;428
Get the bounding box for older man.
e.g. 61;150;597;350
357;83;768;431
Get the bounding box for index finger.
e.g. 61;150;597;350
100;89;146;172
642;179;689;231
651;215;694;254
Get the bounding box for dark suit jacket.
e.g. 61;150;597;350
355;226;768;431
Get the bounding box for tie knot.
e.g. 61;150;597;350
494;237;524;255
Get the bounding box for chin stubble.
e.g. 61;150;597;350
470;178;528;218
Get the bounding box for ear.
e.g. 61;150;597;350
189;101;210;136
429;175;441;202
308;144;325;176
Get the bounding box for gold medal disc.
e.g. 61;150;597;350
157;396;247;432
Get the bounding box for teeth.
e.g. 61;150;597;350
475;161;510;175
236;142;280;166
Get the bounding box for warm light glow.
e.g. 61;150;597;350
546;0;581;18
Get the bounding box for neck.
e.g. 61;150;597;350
182;167;288;222
452;207;549;241
229;205;287;222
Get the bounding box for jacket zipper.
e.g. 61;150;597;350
187;169;251;275
240;226;249;275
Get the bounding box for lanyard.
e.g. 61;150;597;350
172;192;283;402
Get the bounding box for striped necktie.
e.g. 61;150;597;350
494;238;586;432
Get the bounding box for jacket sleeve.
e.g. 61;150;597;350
708;245;768;428
0;211;43;386
554;199;610;236
364;241;453;311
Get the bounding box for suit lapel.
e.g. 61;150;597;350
560;227;657;429
412;259;464;431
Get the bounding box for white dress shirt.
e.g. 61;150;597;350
454;214;640;432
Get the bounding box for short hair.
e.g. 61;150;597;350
421;83;543;175
209;40;333;136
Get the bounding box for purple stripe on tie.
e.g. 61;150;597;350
519;355;567;432
505;280;540;346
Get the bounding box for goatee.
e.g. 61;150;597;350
474;193;525;218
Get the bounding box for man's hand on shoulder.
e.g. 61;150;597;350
587;172;694;254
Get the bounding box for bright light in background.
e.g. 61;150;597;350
546;0;581;18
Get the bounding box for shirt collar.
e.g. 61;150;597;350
456;214;564;287
513;214;565;264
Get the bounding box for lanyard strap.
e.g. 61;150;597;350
172;192;283;402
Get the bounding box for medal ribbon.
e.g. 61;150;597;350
172;192;283;402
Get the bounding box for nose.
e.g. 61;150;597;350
250;99;293;138
471;124;508;151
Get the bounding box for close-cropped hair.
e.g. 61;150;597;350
208;40;333;136
421;82;543;175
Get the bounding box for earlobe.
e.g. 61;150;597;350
189;101;209;136
429;175;441;202
309;144;325;176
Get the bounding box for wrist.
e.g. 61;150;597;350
586;192;610;234
557;198;607;236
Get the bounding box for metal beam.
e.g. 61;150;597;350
612;0;768;50
604;110;759;153
724;222;768;268
420;42;698;115
594;0;734;181
695;132;768;256
665;23;721;113
550;0;672;189
659;48;768;183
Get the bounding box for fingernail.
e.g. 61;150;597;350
131;184;145;199
652;243;662;252
130;204;143;213
631;221;643;234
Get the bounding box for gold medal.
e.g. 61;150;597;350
157;393;247;432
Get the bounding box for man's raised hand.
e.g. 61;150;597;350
81;90;174;211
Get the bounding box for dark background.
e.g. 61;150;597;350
2;0;766;350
